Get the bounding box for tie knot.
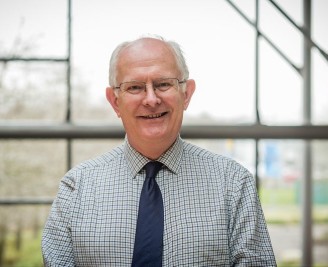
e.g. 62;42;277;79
145;161;163;179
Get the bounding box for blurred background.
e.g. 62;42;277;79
0;0;327;266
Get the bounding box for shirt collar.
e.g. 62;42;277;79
123;136;183;178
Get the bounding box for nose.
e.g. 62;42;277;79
142;84;161;107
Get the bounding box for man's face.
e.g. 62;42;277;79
107;38;195;152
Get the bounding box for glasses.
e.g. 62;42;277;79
114;78;186;95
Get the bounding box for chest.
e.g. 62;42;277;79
70;170;230;266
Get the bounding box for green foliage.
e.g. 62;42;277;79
259;186;297;205
2;230;43;267
278;260;300;267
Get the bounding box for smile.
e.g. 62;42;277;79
142;112;167;119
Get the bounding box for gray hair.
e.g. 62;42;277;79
108;35;189;87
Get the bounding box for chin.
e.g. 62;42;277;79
140;129;168;140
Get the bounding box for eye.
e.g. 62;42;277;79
154;80;173;91
127;85;143;91
125;83;145;94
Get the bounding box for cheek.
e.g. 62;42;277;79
117;97;137;118
173;94;187;111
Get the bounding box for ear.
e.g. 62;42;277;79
183;79;196;110
106;87;121;117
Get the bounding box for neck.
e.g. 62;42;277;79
128;136;177;160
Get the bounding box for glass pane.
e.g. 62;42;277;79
259;140;328;266
260;0;302;67
313;140;328;266
0;62;67;121
312;50;328;125
313;0;328;52
0;0;67;58
259;140;303;265
259;39;303;125
0;140;66;198
259;1;303;126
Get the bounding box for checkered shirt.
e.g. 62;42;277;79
42;137;276;266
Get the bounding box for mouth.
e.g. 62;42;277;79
141;112;168;119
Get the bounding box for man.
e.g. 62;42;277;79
42;36;276;266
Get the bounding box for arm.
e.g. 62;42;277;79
42;176;75;267
228;169;277;266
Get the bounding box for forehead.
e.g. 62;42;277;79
117;39;179;75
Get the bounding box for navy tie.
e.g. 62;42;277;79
132;161;164;267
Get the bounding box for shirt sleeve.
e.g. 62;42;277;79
41;175;76;267
228;168;277;266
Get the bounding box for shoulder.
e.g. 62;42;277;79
183;141;246;169
71;144;124;172
62;144;125;188
76;144;124;170
182;140;253;182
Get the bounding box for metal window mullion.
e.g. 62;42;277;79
66;0;73;170
225;0;301;74
255;0;260;190
0;57;68;62
267;0;328;62
302;0;313;266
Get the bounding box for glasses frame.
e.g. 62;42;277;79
114;78;186;95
